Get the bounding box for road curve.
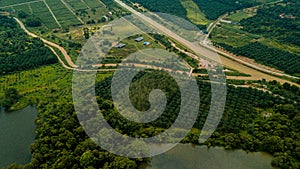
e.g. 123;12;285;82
14;17;78;68
114;0;300;87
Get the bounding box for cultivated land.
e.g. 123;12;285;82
0;0;300;169
0;0;107;29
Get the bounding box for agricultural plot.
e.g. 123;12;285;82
84;0;106;8
45;0;81;28
30;1;60;29
0;0;35;7
65;0;89;11
12;4;32;14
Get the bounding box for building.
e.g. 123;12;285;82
135;37;144;42
115;43;126;48
143;42;150;46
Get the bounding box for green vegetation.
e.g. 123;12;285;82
240;0;300;47
128;0;187;19
180;0;210;26
211;1;300;76
0;16;58;75
215;42;300;75
1;88;21;111
93;71;300;169
0;0;33;7
193;0;273;20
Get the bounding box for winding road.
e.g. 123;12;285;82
14;17;77;68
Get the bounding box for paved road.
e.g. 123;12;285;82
114;0;300;87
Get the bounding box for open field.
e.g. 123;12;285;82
180;0;210;26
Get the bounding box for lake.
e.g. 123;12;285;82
146;144;275;169
0;106;38;168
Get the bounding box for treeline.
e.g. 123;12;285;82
214;42;300;75
240;0;300;47
0;16;57;75
193;0;262;20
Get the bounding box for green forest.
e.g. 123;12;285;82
212;1;300;76
5;70;299;169
240;0;300;47
0;16;58;75
129;0;270;21
128;0;187;19
193;0;262;20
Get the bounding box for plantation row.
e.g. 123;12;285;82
93;71;300;169
0;16;57;75
215;42;300;76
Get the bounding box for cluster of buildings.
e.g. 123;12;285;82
115;36;151;48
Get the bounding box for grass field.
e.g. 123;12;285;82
180;0;210;26
226;10;254;22
0;63;112;111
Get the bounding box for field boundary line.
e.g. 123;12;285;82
97;0;106;8
81;0;90;9
60;0;84;24
28;4;33;14
43;0;62;29
0;0;43;9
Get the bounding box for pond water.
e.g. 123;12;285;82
0;106;38;168
146;144;275;169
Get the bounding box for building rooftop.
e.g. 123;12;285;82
135;37;144;42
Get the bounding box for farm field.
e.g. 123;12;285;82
0;0;108;29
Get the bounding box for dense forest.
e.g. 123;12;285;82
193;0;263;20
240;0;300;47
3;70;300;169
92;71;299;169
128;0;187;19
0;16;57;75
214;42;300;75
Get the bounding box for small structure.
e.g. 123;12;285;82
143;42;150;46
135;37;144;42
115;43;126;48
220;19;232;24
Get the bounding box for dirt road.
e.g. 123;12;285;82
14;17;77;68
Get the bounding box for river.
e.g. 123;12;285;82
146;144;275;169
0;106;38;168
